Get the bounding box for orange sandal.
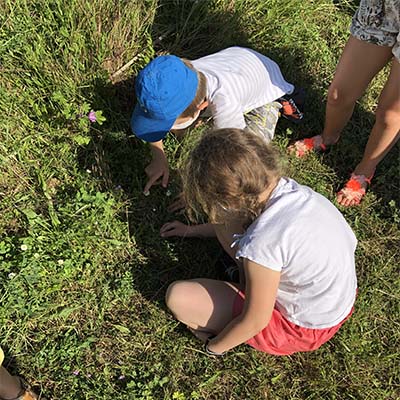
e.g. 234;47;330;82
336;173;374;206
289;135;327;157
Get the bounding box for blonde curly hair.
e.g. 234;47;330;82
182;128;282;225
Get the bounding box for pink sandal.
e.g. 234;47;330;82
336;173;374;206
289;135;327;157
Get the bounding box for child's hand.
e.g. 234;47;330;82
160;221;193;238
168;193;186;213
143;152;169;194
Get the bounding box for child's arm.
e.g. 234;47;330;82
207;259;280;354
143;140;169;194
160;222;216;238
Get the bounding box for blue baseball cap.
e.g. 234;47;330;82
131;55;198;142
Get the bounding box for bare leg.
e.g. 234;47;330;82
165;278;240;341
322;36;393;145
0;366;23;399
355;59;400;174
337;59;400;206
289;36;393;156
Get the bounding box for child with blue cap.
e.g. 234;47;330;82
131;47;302;194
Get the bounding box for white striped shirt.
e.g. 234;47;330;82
192;47;294;130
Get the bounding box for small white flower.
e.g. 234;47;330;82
57;259;64;265
166;190;172;197
8;272;16;279
20;244;28;251
86;169;91;174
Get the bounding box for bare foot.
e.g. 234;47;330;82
336;173;373;206
288;135;327;157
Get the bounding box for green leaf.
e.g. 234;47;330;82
59;306;81;319
73;134;91;146
112;324;131;334
94;110;106;125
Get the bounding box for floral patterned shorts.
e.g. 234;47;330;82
350;0;400;61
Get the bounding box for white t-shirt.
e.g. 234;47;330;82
235;178;358;329
192;47;294;130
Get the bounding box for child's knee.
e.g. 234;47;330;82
327;84;358;108
375;105;400;129
165;280;190;314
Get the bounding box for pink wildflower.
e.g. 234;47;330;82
88;111;96;123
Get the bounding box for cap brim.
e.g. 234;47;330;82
131;104;174;142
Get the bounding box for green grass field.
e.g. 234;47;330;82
0;0;399;398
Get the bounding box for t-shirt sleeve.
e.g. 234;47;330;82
210;93;246;130
235;233;285;272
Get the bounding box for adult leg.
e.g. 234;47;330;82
337;58;400;206
165;278;240;342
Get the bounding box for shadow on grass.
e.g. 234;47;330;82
77;1;252;307
78;0;399;310
332;0;359;15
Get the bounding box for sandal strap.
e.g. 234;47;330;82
345;173;374;190
306;135;326;152
293;135;326;157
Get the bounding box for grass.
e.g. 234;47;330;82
0;0;399;399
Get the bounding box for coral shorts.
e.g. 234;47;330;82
233;291;354;356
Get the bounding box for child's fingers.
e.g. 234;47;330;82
160;221;187;238
161;229;177;238
168;198;186;213
168;193;186;213
143;174;163;194
143;177;157;194
160;222;173;234
161;169;169;188
160;221;179;235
